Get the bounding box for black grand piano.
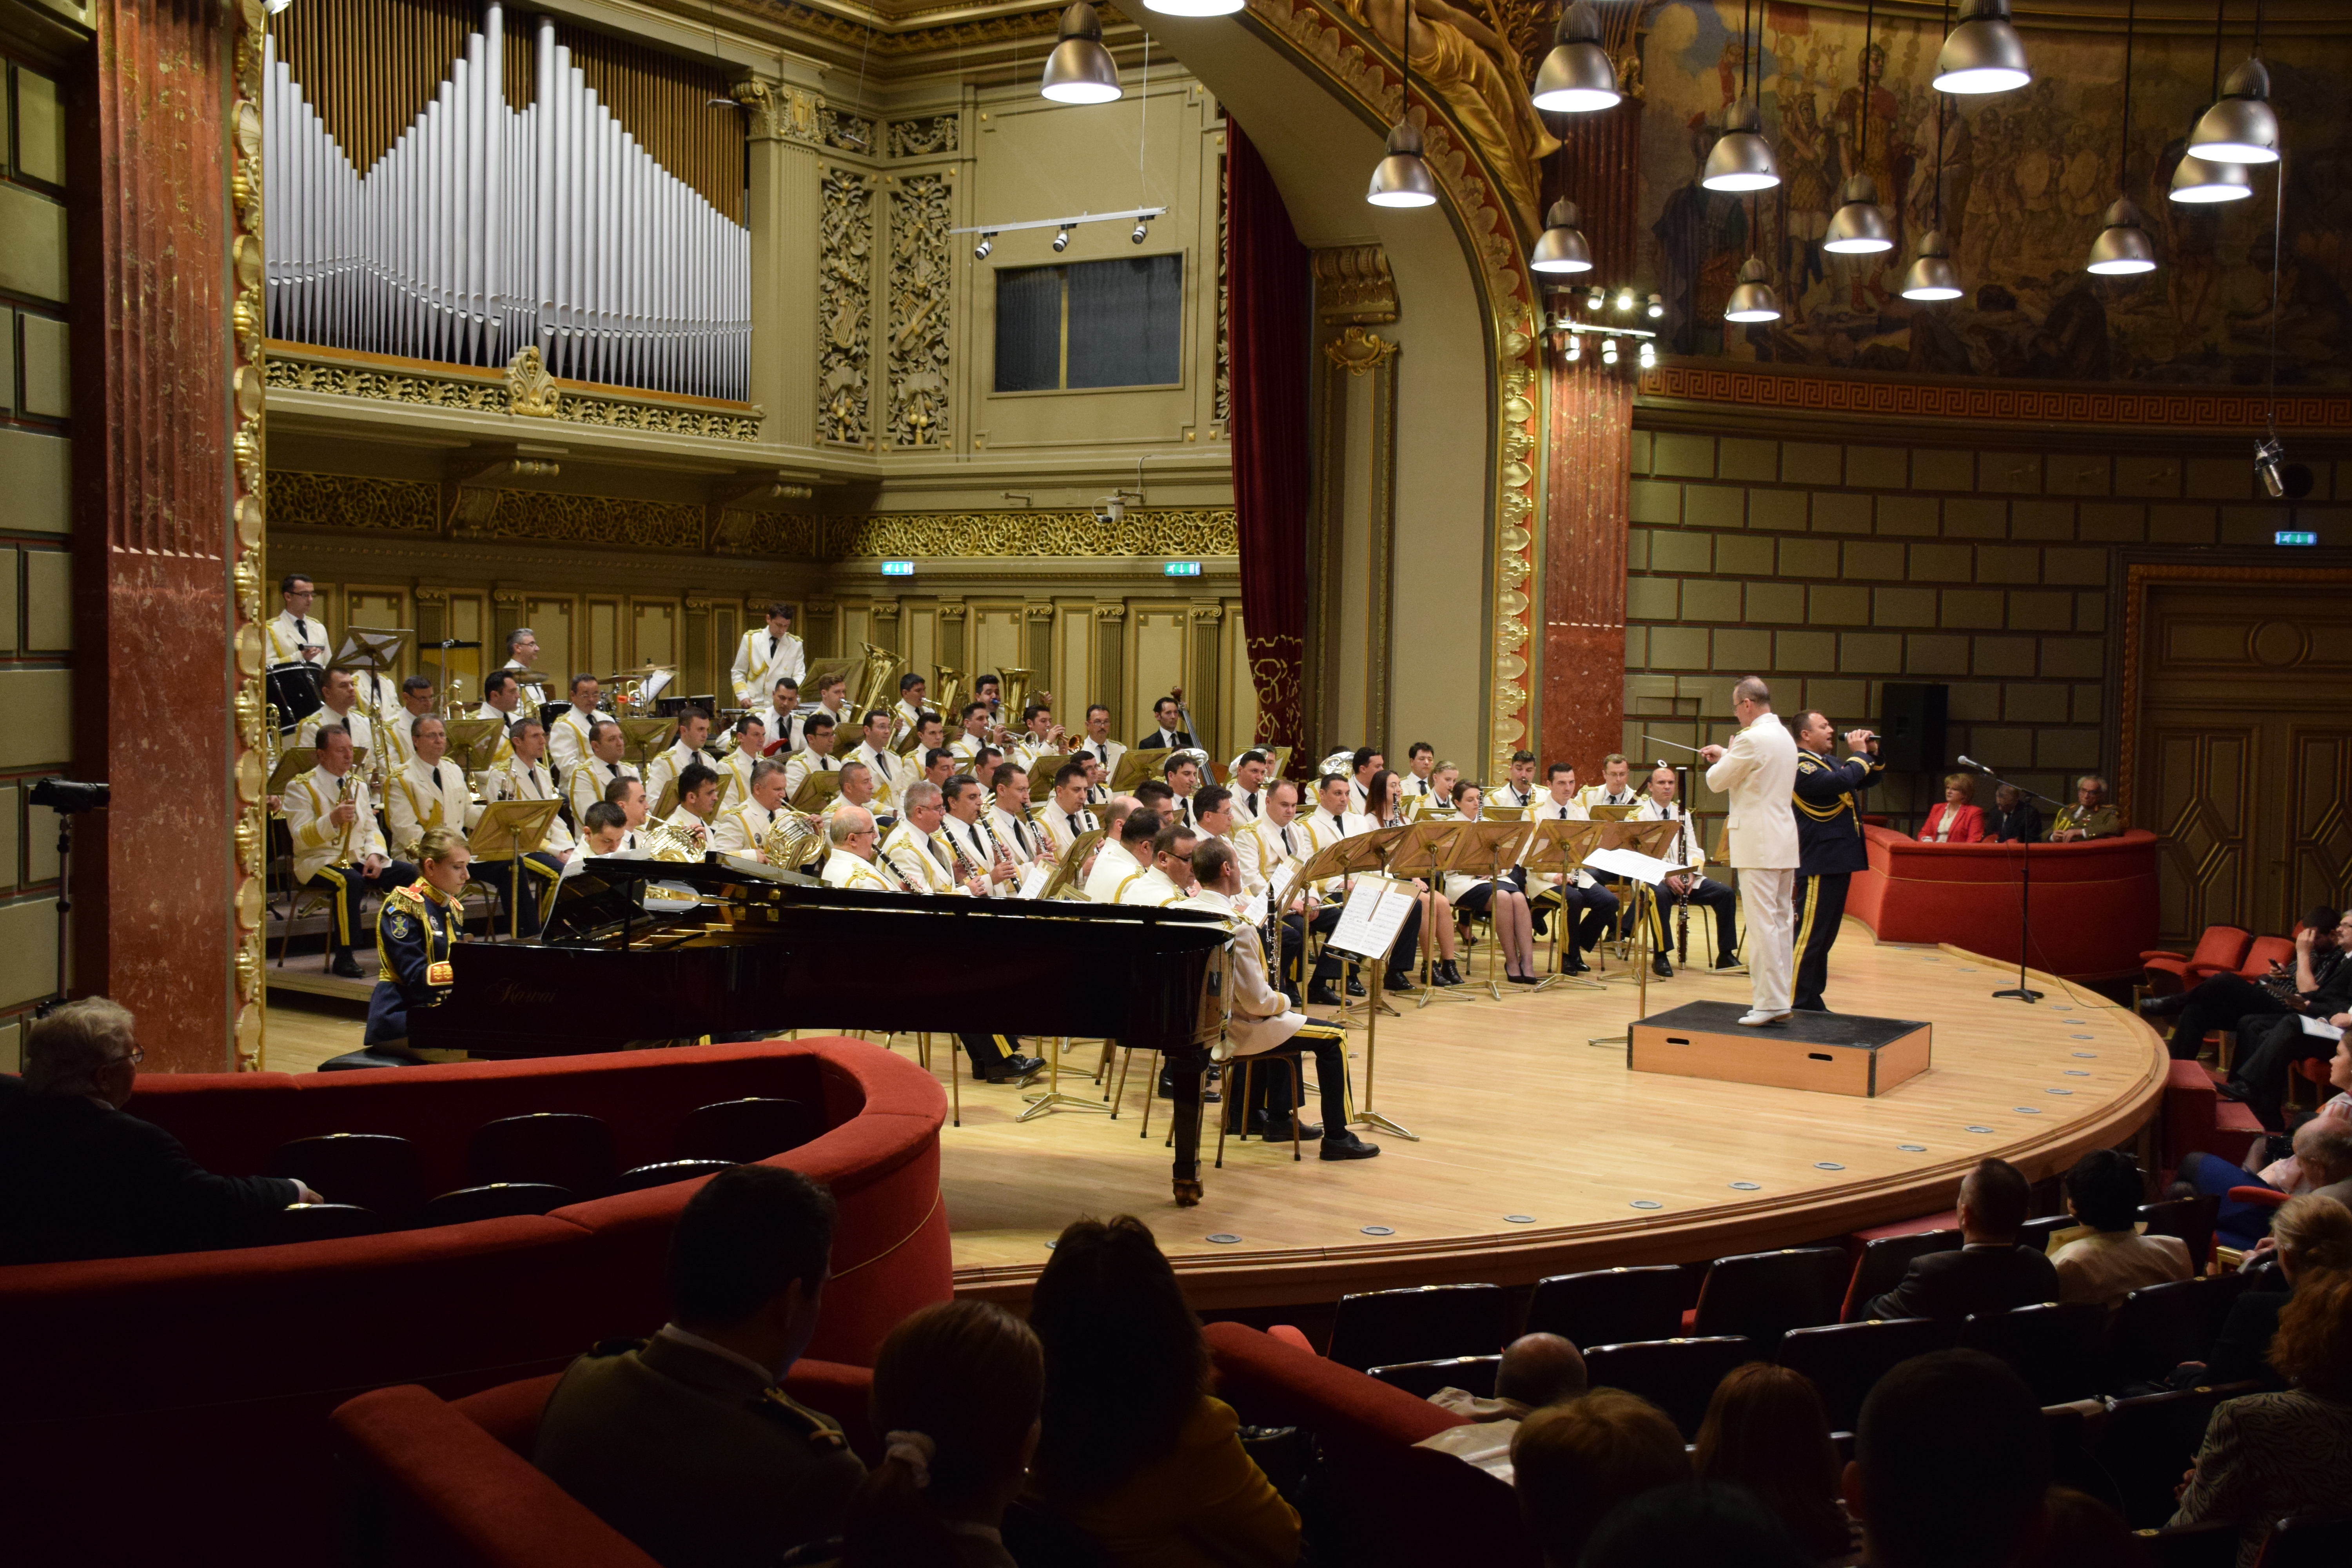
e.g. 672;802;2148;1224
411;857;1236;1203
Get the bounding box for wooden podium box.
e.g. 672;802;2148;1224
1628;1001;1931;1098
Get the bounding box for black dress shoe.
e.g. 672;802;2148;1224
329;951;365;980
1319;1129;1380;1161
1714;954;1743;970
981;1054;1045;1083
2215;1080;2252;1103
1309;982;1344;1006
1346;976;1367;998
1506;972;1541;986
1652;955;1675;979
1384;970;1417;993
1560;953;1590;976
1434;960;1464;987
2137;994;2191;1018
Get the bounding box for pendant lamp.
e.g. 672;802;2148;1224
1724;256;1782;323
1826;177;1893;254
2086;0;2157;276
1141;0;1242;15
1532;2;1620;114
1040;3;1122;105
1704;100;1778;192
1367;11;1437;208
2169;155;2253;203
1900;231;1964;300
2189;56;2280;164
1530;199;1593;274
1934;0;2031;95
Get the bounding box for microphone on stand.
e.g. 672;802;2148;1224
1957;755;1985;771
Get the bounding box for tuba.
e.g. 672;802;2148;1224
995;667;1032;737
761;809;824;873
848;641;902;734
930;664;964;728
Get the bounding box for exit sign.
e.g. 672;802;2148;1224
1163;561;1202;577
880;560;915;576
2275;530;2318;546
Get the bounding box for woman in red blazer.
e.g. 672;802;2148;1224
1920;772;1986;843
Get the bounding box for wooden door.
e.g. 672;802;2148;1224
2131;577;2352;943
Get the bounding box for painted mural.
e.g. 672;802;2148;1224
1632;2;2352;385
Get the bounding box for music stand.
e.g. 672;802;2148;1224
470;798;564;941
1320;863;1421;1140
1037;828;1104;901
617;716;677;772
789;771;844;815
266;748;322;798
1382;818;1479;1009
1580;819;1686;1043
334;627;412;721
441;717;505;776
1438;819;1537;1000
423;636;485;711
1282;831;1403;1024
1109;750;1163;794
1023;753;1073;799
1519;819;1608;992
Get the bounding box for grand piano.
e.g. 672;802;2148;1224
412;856;1237;1203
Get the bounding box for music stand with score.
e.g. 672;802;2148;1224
333;627;412;719
1579;818;1685;1044
1518;818;1608;991
470;799;564;940
1439;818;1537;1000
1382;819;1479;1009
440;717;505;777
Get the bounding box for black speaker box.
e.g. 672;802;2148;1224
1877;682;1949;772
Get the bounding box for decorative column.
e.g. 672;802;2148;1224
67;0;252;1071
737;77;823;446
1539;95;1642;773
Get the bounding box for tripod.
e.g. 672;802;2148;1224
1960;760;2062;1005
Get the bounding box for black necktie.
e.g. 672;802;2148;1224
1281;825;1296;857
1013;817;1032;854
426;768;441;796
1066;811;1080;834
296;616;310;643
1247;792;1259;814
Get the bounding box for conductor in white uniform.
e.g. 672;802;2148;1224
1700;676;1801;1026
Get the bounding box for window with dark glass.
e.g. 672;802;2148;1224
993;254;1184;393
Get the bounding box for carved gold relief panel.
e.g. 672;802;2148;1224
887;172;954;450
820;166;877;447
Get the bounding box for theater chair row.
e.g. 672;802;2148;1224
2140;924;2301;998
266;1097;817;1241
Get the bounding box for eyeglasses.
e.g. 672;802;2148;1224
113;1047;145;1068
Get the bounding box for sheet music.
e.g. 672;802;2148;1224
1017;862;1053;901
1240;891;1268;927
1327;873;1414;960
1582;846;1679;886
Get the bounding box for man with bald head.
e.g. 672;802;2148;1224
1413;1332;1589;1483
818;805;895;892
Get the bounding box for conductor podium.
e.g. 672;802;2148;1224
1628;1001;1932;1098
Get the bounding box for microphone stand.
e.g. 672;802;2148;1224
1958;758;2065;1005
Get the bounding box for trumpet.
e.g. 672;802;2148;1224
330;775;359;868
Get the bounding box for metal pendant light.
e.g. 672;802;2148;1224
1141;0;1242;15
2170;155;2253;203
1532;1;1620;114
1367;9;1437;209
2087;0;2157;276
1703;2;1776;192
1900;231;1964;300
1825;3;1891;252
1530;199;1593;273
1934;0;2031;95
2189;56;2280;164
1724;255;1782;322
1040;3;1122;105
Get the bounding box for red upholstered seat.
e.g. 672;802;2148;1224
1201;1320;1536;1566
2234;936;2296;984
2141;926;2252;996
448;1359;881;1465
2162;1058;2264;1172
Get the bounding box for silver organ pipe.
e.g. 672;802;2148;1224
264;1;750;401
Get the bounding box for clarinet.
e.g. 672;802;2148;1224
1675;809;1692;965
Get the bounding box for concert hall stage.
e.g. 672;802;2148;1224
940;924;2165;1310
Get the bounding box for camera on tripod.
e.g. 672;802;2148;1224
32;779;110;815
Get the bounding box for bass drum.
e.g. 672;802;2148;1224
266;663;324;730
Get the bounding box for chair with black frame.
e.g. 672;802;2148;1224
2096;1382;2265;1531
416;1181;576;1225
1956;1301;2106;1404
2106;1277;2246;1392
1840;1228;1965;1321
2018;1214;2073;1255
1524;1264;1687;1348
671;1097;816;1164
1775;1318;1956;1432
266;1203;388;1244
464;1112;617;1197
1690;1246;1850;1350
1580;1336;1760;1440
267;1132;426;1225
607;1158;735;1194
2133;1519;2243;1568
2260;1514;2352;1568
2138;1194;2221;1273
1324;1283;1511;1372
2041;1403;2127;1518
1367;1355;1501;1401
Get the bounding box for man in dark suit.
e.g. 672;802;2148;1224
0;998;314;1265
1864;1158;2059;1321
1134;694;1195;750
1790;710;1884;1012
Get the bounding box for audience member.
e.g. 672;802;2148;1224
2051;1150;2190;1309
2140;904;2344;1062
2178;1117;2352;1250
1412;1332;1586;1482
2169;1267;2352;1564
1026;1215;1299;1566
2220;909;2352;1130
824;1301;1043;1568
2191;1195;2352;1387
1578;1481;1816;1568
1918;773;1985;844
1692;1363;1855;1563
1984;783;2042;845
0;998;314;1265
1863;1158;2060;1321
2018;1487;2141;1568
533;1166;863;1568
1509;1388;1688;1567
1842;1350;2048;1568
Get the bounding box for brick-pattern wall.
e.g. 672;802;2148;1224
0;55;74;1071
1619;423;2347;827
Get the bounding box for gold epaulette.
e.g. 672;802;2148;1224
751;1388;848;1450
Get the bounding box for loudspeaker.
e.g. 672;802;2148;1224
1877;683;1949;772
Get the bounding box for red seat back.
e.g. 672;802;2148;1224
2188;926;2252;973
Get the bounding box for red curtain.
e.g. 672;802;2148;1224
1225;121;1310;760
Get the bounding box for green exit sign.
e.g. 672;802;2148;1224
1163;561;1201;577
2275;530;2318;546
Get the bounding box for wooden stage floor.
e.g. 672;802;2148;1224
263;922;2166;1310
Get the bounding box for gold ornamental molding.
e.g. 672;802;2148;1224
264;342;766;442
272;472;440;534
1323;326;1398;377
1640;359;2352;432
715;508;1239;561
1311;246;1397;325
231;0;269;1071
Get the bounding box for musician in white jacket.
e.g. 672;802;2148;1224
1700;677;1802;1025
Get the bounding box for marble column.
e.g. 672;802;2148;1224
1540;98;1641;773
67;0;248;1071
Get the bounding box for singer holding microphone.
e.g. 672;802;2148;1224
1699;677;1802;1026
1790;713;1885;1013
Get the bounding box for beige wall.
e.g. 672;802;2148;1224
0;53;74;1071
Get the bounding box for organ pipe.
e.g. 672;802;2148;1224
263;0;751;402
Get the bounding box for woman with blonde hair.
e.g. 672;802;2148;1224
831;1299;1044;1568
2200;1194;2352;1385
1918;772;1984;844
